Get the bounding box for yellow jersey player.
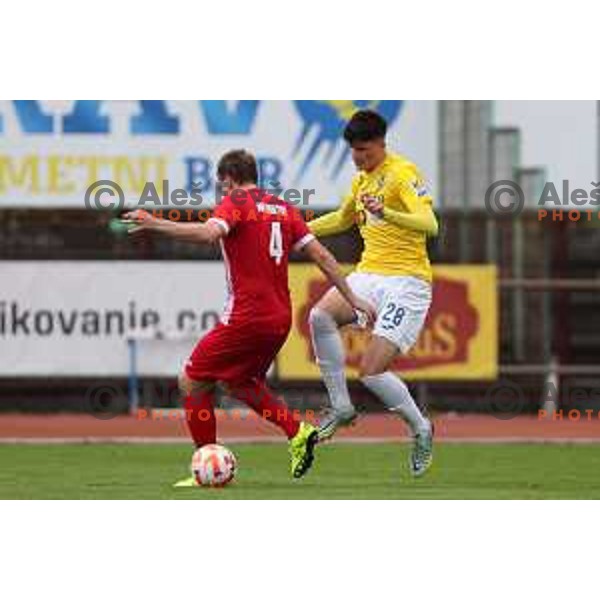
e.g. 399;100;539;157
308;109;438;477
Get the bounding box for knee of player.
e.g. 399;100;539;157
308;306;337;333
358;363;386;380
178;372;212;396
178;372;192;395
223;378;257;401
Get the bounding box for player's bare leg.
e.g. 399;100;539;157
309;286;359;441
359;336;433;477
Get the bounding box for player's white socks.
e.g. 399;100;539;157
361;372;430;435
309;307;355;413
310;307;430;434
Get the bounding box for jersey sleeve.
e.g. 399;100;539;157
208;195;244;235
289;206;315;251
383;165;438;236
307;182;357;237
391;165;434;214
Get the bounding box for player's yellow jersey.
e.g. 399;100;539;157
309;153;435;282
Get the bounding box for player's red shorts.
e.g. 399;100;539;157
184;321;290;386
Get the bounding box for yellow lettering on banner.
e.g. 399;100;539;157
149;156;168;193
48;156;76;194
434;313;458;358
0;155;40;193
411;313;458;360
0;155;171;198
76;156;107;188
115;156;165;195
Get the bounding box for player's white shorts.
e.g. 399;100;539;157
347;272;432;354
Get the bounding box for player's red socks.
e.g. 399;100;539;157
231;379;300;439
183;380;300;444
183;388;217;447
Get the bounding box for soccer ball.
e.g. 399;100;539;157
191;444;237;487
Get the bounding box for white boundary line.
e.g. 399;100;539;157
1;436;600;445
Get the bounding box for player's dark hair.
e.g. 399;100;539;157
217;149;258;185
343;110;388;145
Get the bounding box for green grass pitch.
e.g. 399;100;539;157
1;442;600;499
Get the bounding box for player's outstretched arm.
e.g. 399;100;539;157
363;196;439;236
302;239;376;325
382;204;438;236
308;193;356;238
121;210;225;244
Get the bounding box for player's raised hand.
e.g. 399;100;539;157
363;195;384;218
121;209;155;234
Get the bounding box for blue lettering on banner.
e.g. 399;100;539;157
63;100;110;133
6;101;54;133
184;156;282;193
200;101;260;135
131;101;180;134
0;100;263;135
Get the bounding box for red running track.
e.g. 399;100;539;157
0;412;599;443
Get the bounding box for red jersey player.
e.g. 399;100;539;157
123;149;375;484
